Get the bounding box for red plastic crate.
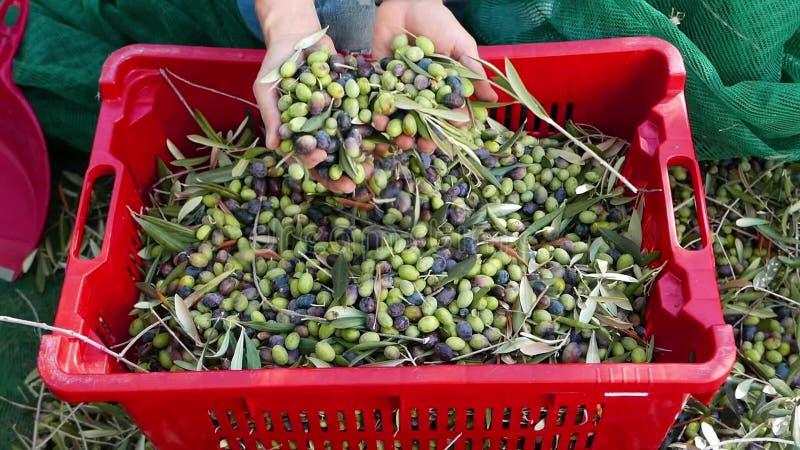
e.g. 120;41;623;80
39;38;735;450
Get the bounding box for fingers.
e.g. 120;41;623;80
459;55;498;103
295;150;327;169
310;169;357;194
254;76;282;149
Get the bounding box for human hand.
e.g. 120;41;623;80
372;0;497;103
253;1;359;193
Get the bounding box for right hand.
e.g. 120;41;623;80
253;0;330;153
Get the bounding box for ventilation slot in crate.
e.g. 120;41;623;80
488;102;575;134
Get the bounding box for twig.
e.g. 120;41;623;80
163;68;259;109
0;316;147;373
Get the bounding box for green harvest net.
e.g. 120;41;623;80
461;0;800;160
12;0;800;160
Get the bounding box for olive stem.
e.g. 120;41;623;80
0;316;148;373
449;341;507;362
162;68;259;109
376;333;430;345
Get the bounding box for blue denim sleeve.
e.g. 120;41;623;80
236;0;376;53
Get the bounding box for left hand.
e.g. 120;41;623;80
372;0;498;103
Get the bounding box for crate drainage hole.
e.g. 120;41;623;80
77;174;114;260
669;165;704;251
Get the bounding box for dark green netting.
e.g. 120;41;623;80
14;0;800;160
12;0;262;152
462;0;800;160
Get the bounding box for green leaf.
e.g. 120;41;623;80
231;158;249;178
497;122;527;155
166;139;186;160
300;107;332;133
597;228;653;266
411;111;430;140
339;142;360;181
469;101;517;109
307;356;333;368
170;156;211;168
519;206;564;242
769;378;794;397
346;341;396;353
463;203;521;228
185;183;240;199
513;276;537;333
210;329;231;358
548;149;584;166
243;146;269;160
436;255;479;287
294;26;330;51
753;257;781;290
187;134;234;150
240;321;296;333
756;224;800;246
645;334;655;363
394;95;469;122
177;196;203;223
193;109;222;143
735;379;754;400
173;294;201;345
586;331;600;363
563;196;602;223
735;217;769;227
186;166;237;185
504;58;550;122
490;163;532;177
231;329;245;370
172;360;197;371
329;317;366;329
244;331;261;369
132;212;196;254
333;256;349;306
400;53;431;78
458;153;502;189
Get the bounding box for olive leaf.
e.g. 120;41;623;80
756;224;800;246
182;269;235;308
192;109;223;143
519;340;556;356
186;166;237;185
436;255;479;287
243;146;269;160
307;357;333;368
187;134;234;150
394;95;470;122
497;122;527;155
172;360;197;371
399;53;431;78
210;329;232;358
519;207;564;242
463;203;521;228
513;275;537;333
294;26;330;51
586;331;600;363
177;196;203;223
166;139;186;160
469;100;516;109
735;217;769;227
186;182;240;199
244;330;261;370
231;158;249;178
734;379;754;400
240;320;296;333
301;105;332;133
753;258;780;290
173;294;202;345
347;341;396;353
231;329;245;371
645;334;655;363
549;149;585;166
171;156;211;168
131;211;196;254
333;255;349;305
